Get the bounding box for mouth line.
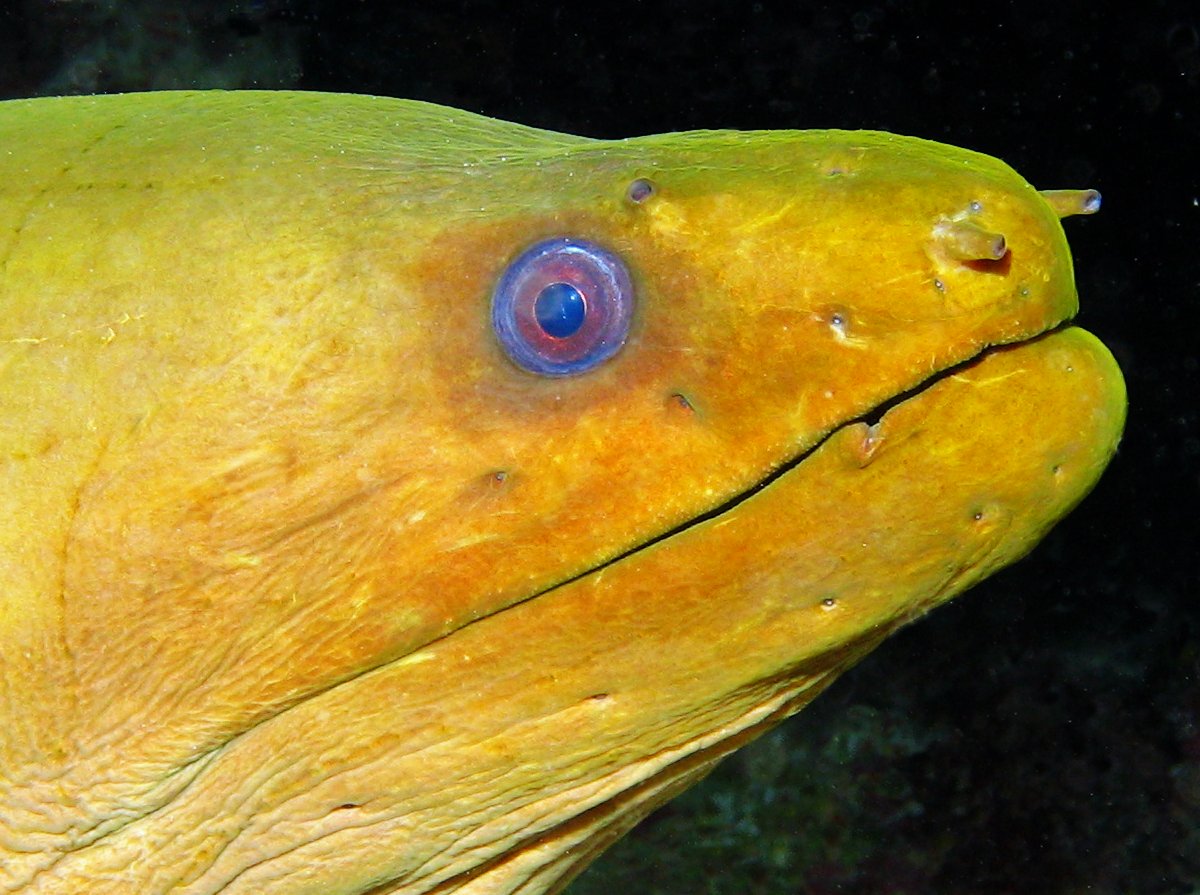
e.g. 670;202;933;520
216;321;1073;776
532;321;1076;602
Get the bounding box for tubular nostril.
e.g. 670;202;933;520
932;219;1008;262
1039;188;1102;218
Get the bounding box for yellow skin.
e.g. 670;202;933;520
0;91;1125;893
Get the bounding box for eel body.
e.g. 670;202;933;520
0;91;1125;894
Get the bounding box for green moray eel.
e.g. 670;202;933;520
0;91;1125;894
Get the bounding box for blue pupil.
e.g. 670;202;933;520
533;282;586;339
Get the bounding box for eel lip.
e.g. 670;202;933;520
540;320;1100;601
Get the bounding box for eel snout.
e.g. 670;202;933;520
931;188;1099;264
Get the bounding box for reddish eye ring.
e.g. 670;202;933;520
491;238;634;376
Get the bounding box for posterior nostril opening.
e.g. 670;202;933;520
626;178;655;203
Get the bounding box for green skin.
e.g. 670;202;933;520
0;92;1124;894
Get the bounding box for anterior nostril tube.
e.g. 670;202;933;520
1039;188;1102;218
932;220;1008;262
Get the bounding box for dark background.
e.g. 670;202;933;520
1;2;1194;893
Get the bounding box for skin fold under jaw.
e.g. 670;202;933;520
0;91;1125;894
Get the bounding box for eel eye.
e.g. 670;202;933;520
491;237;634;376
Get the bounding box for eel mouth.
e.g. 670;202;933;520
101;325;1121;895
528;322;1077;606
513;188;1109;604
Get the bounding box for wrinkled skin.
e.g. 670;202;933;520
0;92;1124;894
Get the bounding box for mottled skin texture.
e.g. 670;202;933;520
0;92;1125;893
